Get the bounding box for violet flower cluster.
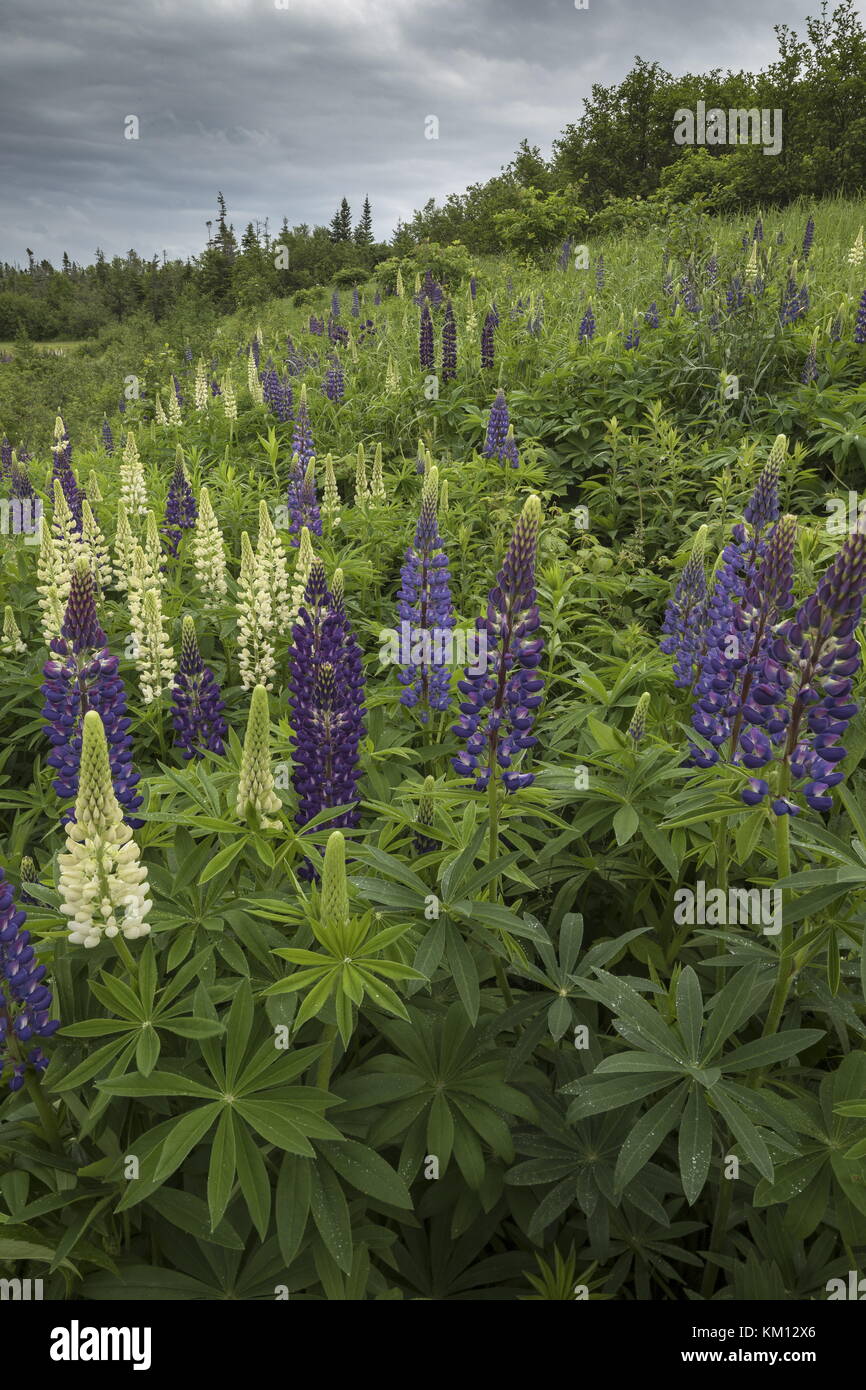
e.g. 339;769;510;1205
0;868;59;1092
41;562;143;825
171;618;228;760
396;469;455;722
288;560;366;871
452;496;544;792
162;452;198;557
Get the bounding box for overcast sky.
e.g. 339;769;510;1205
0;0;852;267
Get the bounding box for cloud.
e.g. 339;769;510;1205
0;0;835;265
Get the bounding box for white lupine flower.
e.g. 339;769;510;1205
247;348;263;404
136;586;174;703
322;452;341;521
395;268;404;298
154;393;168;426
287;524;315;625
222;371;238;421
744;241;759;284
237;531;275;690
86;471;103;504
1;606;25;655
127;544;160;650
192;486;228;599
51;480;80;572
236;685;282;829
256;500;291;630
81;500;112;594
59;710;152;948
440;479;449;513
167;383;183;426
143;510;163;585
848;226;864;266
112;499;136;592
385;356;399;393
194;359;209;410
120;430;148;515
354;443;369;504
36;515;70;644
370;442;386;501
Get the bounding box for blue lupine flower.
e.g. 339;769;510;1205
660;525;708;688
579;304;596;341
452;496;544;792
396;468;455;722
481;312;495;368
0;868;59;1091
101;419;114;455
441;300;457;381
171;617;228;759
41;560;143;825
482;389;509;459
419;302;434;370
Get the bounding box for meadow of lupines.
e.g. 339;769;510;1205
3;199;866;1302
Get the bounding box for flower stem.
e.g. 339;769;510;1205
23;1070;63;1152
316;1023;338;1089
762;782;793;1038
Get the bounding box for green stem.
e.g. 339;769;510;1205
700;1167;732;1299
23;1070;63;1152
113;933;138;979
762;788;793;1038
486;775;513;1006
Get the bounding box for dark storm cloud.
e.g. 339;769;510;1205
0;0;841;265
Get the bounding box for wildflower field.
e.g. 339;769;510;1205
3;197;866;1306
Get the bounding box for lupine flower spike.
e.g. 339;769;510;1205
452;495;544;792
0;866;59;1090
171;617;228;759
236;684;282;829
58;711;152;947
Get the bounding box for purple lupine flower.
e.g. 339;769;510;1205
0;436;11;478
374;290;382;306
328;319;349;347
172;373;184;407
645;302;659;328
452;495;544;792
752;216;764;243
624;321;640;350
396;469;455;722
470;275;478;299
854;290;866;346
681;276;699;314
558;238;572;271
489;301;500;328
802;344;819;385
118;396;127;414
292;392;315;470
482;389;509;459
738;518;866;813
52;438;83;531
726;277;745;313
481;312;496;369
41;561;143;825
706;255;718;287
0;868;59;1091
287;559;365;867
211;378;222;397
324;361;345;401
351;287;360;318
171;617;228;760
419;302;434;370
101;419;114;455
309;315;324;335
251;338;261;370
331;291;340;319
691;514;797;768
579;304;596;341
162;450;198;557
184;345;193;364
660;526;708;689
595;254;605;292
10;459;35;501
287;460;322;544
441;299;457;381
802;218;815;259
